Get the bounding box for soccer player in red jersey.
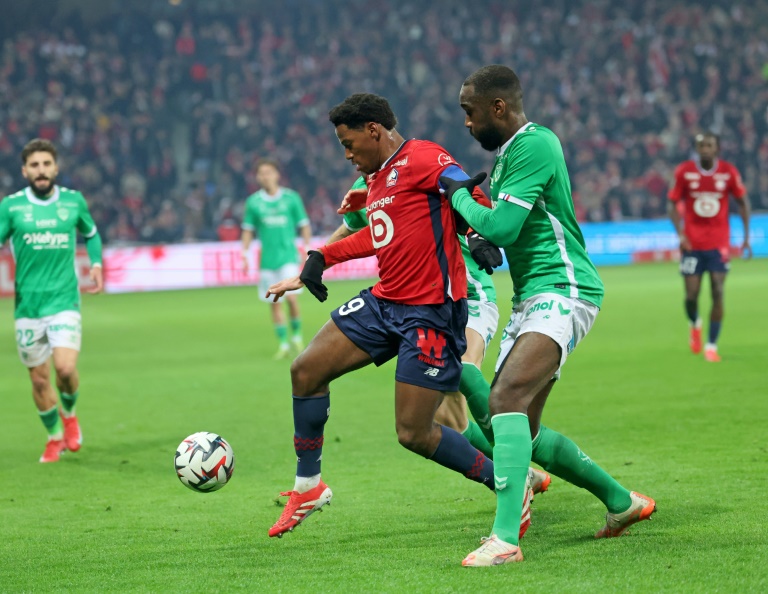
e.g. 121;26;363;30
668;132;751;362
265;94;504;539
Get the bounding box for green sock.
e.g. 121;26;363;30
39;405;63;439
59;390;79;416
290;318;302;339
462;421;493;459
491;413;531;546
532;425;632;513
275;324;288;346
460;363;493;444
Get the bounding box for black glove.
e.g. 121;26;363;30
467;231;503;274
453;211;470;235
299;250;328;302
438;172;488;205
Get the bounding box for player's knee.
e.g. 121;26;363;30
29;372;50;395
289;356;325;396
55;363;77;383
488;387;529;417
396;425;431;455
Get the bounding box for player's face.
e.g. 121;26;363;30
335;124;380;175
256;164;280;191
695;137;718;162
22;151;59;196
459;85;504;152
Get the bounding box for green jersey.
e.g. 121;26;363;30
342;176;369;232
342;176;495;304
0;186;100;319
459;235;496;303
242;187;309;270
456;123;603;308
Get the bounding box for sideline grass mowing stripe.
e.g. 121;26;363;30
1;260;766;591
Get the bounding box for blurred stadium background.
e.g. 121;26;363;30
1;0;766;249
2;1;767;591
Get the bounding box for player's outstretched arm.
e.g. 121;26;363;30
443;178;529;248
266;275;305;303
299;251;328;302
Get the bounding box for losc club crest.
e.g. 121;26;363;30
386;168;398;188
57;208;70;221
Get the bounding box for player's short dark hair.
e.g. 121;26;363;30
255;158;280;173
463;65;524;110
695;131;720;147
21;138;57;164
328;94;398;130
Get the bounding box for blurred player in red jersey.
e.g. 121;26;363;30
668;132;751;362
265;94;509;539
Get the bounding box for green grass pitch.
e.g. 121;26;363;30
1;261;767;592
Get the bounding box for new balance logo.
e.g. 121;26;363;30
494;474;508;490
423;368;440;377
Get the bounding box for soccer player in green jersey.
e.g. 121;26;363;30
439;65;656;565
0;139;103;463
240;159;311;359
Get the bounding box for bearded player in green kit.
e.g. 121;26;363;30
0;139;103;463
440;66;656;565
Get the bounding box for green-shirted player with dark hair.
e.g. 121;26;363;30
0;138;103;463
241;159;312;359
440;65;656;566
330;176;551;503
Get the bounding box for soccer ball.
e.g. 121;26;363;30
174;432;235;493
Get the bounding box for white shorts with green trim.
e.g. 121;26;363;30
495;293;598;380
466;300;499;356
15;310;82;368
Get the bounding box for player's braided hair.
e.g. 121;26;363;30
464;65;524;111
329;94;398;130
21;138;57;164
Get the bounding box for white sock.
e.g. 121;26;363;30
705;342;717;351
293;474;321;494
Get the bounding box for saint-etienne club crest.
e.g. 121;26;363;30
491;161;503;185
57;207;70;221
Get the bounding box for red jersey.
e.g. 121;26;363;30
668;159;746;250
322;139;467;305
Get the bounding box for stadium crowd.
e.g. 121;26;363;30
1;0;766;243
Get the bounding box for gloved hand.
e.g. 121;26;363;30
438;172;488;205
299;250;328;302
467;231;503;274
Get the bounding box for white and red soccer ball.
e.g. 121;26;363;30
174;432;235;493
